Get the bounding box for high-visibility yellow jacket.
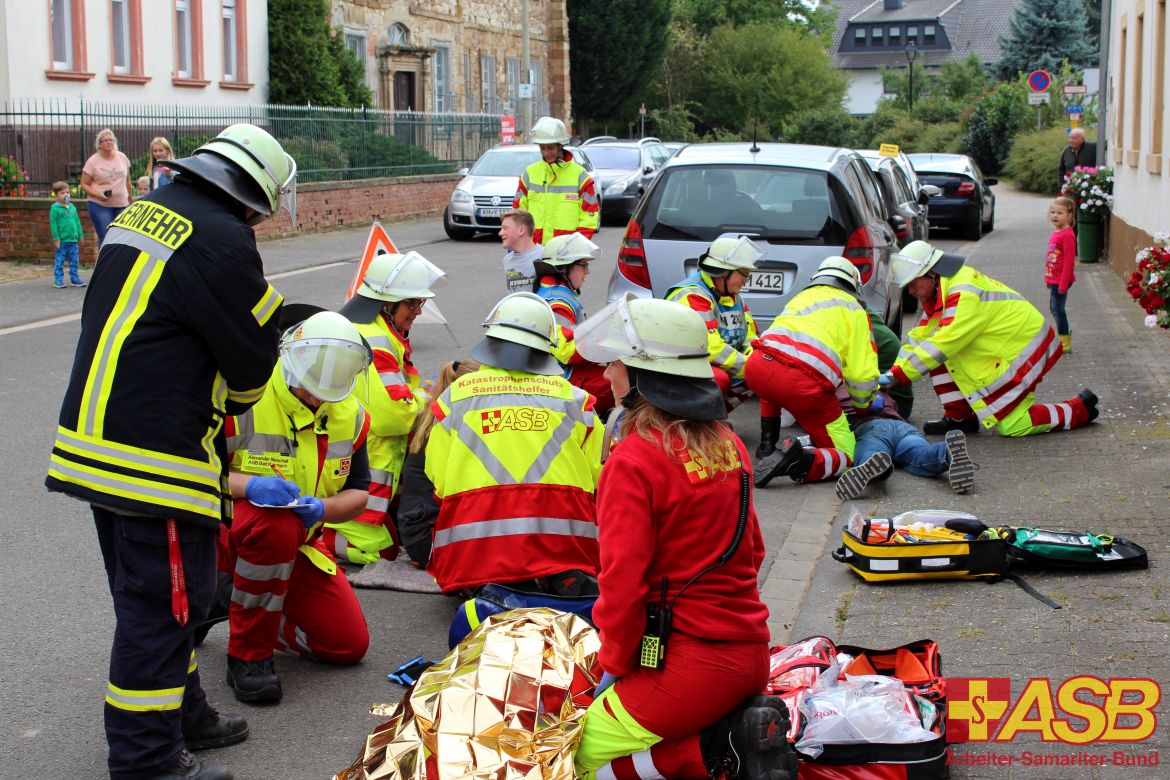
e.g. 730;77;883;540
424;366;602;593
666;270;759;379
513;150;600;245
341;312;427;561
756;285;879;410
225;366;371;574
46;184;283;529
891;265;1061;428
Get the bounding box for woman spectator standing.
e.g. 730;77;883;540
80;128;133;246
147;136;176;191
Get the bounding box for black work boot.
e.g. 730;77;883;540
923;416;980;435
194;571;233;647
754;416;781;460
183;708;249;751
945;430;975;494
226;655;282;704
754;437;814;488
835;451;894;501
1078;387;1100;422
147;750;233;779
701;695;798;780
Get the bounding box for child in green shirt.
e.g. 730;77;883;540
49;181;85;289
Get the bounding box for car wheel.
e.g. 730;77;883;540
443;207;476;241
983;204;995;233
964;209;983;241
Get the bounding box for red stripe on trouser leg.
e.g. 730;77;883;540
649;738;704;776
804;447;850;482
222;502;303;662
276;555;369;664
929;365;976;419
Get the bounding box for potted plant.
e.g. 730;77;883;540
1060;166;1114;263
0;154;29;197
1127;233;1170;328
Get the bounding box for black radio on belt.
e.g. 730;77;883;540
640;578;672;669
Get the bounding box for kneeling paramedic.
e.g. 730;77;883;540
337;251;447;565
219;312;373;704
886;240;1098;437
425;292;602;595
749;257;881;488
572;295;797;780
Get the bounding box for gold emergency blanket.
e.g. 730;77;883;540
335;607;601;780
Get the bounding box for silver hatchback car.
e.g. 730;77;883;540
605;143;903;331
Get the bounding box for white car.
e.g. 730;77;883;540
443;144;598;240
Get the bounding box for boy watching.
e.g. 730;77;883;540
499;209;542;293
49;181;85;289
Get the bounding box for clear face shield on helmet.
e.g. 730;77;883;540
716;235;764;271
280;334;371;404
364;251;449;300
545;233;602;265
574;294;708;366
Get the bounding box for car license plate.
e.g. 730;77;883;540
746;271;785;293
476;207;508;218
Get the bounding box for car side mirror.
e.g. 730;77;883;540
644;165;655;175
985;178;998;186
921;184;942;197
458;167;470;177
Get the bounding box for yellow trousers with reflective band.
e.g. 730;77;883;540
576;686;662;779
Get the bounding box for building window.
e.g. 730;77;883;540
507;57;520;113
872;27;883;43
433;44;451;112
464;51;474;112
906;25;918;44
52;0;73;68
175;0;205;82
388;22;409;46
344;30;366;78
111;0;130;73
50;0;89;75
889;26;901;46
480;54;497;114
222;0;238;79
531;59;547;115
854;28;866;46
1132;12;1144;157
924;24;936;44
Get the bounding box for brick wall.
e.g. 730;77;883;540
0;173;458;262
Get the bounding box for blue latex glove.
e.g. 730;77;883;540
245;476;301;506
595;672;619;695
876;372;895;387
293;496;326;527
869;394;886;412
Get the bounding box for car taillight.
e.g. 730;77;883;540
843;226;875;284
617;219;652;289
955;180;976;196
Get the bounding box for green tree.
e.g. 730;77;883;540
269;0;372;107
963;81;1031;174
994;0;1095;79
674;0;835;35
694;23;847;138
568;0;671;133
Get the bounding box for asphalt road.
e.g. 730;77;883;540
0;214;968;778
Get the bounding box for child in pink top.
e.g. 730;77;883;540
1045;196;1077;353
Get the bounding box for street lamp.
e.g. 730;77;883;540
906;43;918;116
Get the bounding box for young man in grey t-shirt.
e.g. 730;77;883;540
500;209;543;293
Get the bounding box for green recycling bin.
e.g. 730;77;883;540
1077;215;1103;263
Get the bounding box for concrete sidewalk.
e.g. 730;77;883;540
756;186;1169;778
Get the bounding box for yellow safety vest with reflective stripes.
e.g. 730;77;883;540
666;270;759;379
758;285;879;410
514;153;600;244
423;366;602;592
46;184;282;528
226;366;369;574
894;265;1061;428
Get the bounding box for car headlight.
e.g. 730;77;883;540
605;177;637;197
451;190;473;204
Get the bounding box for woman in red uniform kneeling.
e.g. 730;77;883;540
573;295;796;780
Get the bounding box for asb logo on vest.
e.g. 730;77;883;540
480;408;551;434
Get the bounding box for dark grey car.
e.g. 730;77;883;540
605;143;903;332
583;139;672;222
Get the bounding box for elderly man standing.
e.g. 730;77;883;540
513;116;600;245
1058;128;1097;190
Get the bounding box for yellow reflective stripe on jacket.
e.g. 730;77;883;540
78;252;166;437
250;283;283;326
187;650;197;675
105;682;184;712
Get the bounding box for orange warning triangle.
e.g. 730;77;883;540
346;221;399;300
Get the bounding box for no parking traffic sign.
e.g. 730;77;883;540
1028;70;1052;92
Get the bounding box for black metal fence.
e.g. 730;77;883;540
0;99;504;196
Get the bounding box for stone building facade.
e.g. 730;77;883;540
331;0;571;130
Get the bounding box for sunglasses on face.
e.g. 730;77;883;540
401;298;427;310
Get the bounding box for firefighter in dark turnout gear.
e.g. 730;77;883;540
46;124;296;780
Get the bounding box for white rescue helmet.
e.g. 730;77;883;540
810;256;862;294
891;240;966;286
699;235;763;274
575;294;713;379
532;116;571;146
470;292;562;375
280;311;371;403
340;251;447;323
540;233;602;268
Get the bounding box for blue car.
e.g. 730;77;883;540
908;153;997;241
